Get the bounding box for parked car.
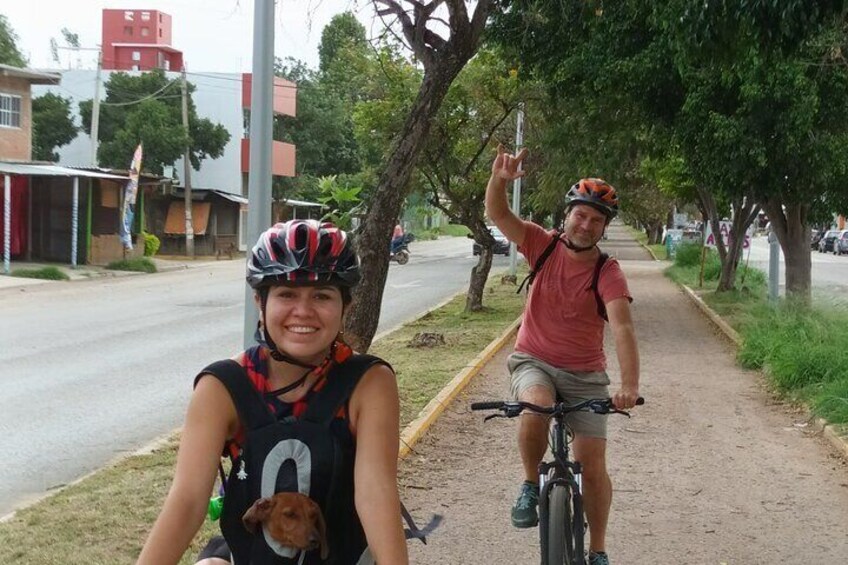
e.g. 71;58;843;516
472;226;511;256
818;230;840;253
834;230;848;255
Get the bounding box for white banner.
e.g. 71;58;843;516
704;221;753;249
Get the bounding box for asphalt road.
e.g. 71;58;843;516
743;234;848;299
0;236;511;516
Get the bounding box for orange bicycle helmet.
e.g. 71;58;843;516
566;178;619;220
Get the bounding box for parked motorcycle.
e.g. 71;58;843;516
390;233;415;265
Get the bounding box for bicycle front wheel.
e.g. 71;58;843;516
545;484;575;564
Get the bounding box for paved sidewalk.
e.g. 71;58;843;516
0;256;233;291
399;224;848;564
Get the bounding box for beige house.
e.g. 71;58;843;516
0;64;59;161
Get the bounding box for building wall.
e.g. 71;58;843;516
102;9;180;71
0;75;33;161
32;70;257;196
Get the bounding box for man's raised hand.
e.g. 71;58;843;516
491;144;528;182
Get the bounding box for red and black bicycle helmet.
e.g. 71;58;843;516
247;220;359;367
566;178;619;221
247;220;360;289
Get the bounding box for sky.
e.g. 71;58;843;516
3;0;382;72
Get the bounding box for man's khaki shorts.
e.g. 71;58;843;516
507;351;611;439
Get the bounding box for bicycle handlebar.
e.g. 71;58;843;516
471;397;644;417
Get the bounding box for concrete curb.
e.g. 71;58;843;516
638;240;661;262
681;285;742;346
679;283;848;461
398;316;522;459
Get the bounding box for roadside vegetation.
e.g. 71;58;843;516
106;257;157;273
630;228;668;261
665;242;848;427
10;266;70;281
0;269;526;564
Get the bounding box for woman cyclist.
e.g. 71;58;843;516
137;219;409;565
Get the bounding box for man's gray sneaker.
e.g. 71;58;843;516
510;481;539;528
588;551;610;565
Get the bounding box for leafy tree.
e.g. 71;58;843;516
492;1;848;299
32;93;77;161
416;48;526;311
79;69;229;174
0;14;26;67
274;57;360;178
316;175;362;230
344;0;495;352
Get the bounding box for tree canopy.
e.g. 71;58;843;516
490;0;848;298
0;14;26;67
79;70;229;174
32;93;77;161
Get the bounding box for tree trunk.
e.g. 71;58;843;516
761;199;811;304
344;65;465;352
697;187;759;292
466;247;493;312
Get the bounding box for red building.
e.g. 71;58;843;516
101;9;183;71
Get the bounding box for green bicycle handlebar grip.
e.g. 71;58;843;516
207;496;224;521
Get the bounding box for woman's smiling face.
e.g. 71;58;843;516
260;284;344;364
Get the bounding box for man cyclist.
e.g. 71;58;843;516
485;145;641;565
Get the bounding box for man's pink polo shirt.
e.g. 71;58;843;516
514;221;632;372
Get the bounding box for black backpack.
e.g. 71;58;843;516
517;229;610;322
197;355;439;565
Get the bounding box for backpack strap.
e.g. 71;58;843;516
302;354;387;427
590;252;610;322
517;229;563;294
196;360;276;431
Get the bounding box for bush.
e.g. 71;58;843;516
106;257;157;273
11;266;70;281
142;232;160;257
673;243;703;267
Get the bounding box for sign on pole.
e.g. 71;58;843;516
704;221;753;250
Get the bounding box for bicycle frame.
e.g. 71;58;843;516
538;415;585;565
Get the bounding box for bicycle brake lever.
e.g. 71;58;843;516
483;413;506;422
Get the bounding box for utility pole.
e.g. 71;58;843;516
508;102;525;277
243;0;275;347
90;49;102;166
181;65;194;258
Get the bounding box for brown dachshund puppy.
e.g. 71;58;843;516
242;492;329;559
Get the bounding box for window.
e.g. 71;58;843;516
131;65;140;71
132;51;141;61
164;59;171;71
124;26;133;36
0;94;22;128
141;27;150;37
159;28;163;38
124;11;134;21
141;11;151;21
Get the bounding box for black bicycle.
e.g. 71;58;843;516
471;397;644;565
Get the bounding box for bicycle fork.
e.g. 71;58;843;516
538;460;586;565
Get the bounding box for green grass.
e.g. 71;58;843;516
414;223;471;240
0;266;527;564
663;244;848;429
106;257;158;273
10;266;70;281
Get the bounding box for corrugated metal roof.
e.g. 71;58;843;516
282;198;324;208
209;189;248;204
0;64;60;84
0;162;128;180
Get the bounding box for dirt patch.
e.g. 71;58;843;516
399;227;848;563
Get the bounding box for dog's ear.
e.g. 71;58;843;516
242;497;274;534
315;505;329;560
